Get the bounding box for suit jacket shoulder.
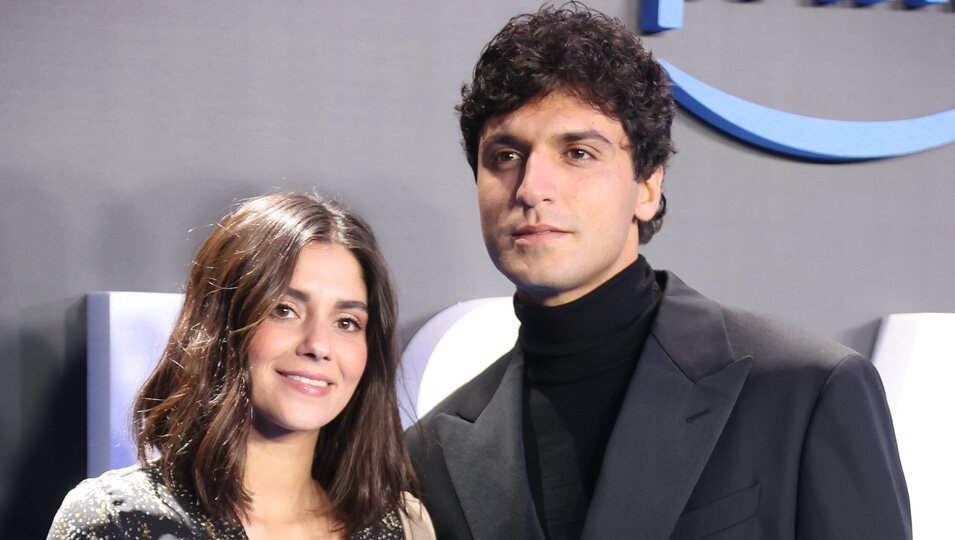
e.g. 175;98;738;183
654;271;910;539
653;271;857;382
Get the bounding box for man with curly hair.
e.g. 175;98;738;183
408;4;910;539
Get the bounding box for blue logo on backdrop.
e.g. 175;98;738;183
642;0;955;161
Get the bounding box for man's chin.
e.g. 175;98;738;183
509;277;566;306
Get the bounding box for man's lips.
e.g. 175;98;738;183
510;224;569;243
511;223;569;235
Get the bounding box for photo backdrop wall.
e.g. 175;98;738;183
1;0;952;535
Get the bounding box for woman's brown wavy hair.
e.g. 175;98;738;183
133;192;415;535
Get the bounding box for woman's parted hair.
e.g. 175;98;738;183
133;192;415;534
458;2;676;243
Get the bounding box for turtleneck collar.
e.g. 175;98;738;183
514;255;659;359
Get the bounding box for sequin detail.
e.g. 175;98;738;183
47;464;405;539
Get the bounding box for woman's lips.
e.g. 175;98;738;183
278;371;333;396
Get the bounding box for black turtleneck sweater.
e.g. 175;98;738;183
515;256;662;540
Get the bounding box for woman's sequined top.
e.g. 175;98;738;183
47;464;406;539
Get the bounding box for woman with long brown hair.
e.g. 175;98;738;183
49;192;433;539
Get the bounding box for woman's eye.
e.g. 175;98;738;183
272;304;296;319
337;317;363;332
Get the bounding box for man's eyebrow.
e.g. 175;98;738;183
284;288;368;312
481;130;616;151
481;133;526;149
558;129;613;147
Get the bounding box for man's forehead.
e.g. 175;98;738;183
478;91;626;145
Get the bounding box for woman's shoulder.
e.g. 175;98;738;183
47;463;231;540
346;492;435;540
68;463;155;498
397;492;435;540
47;464;156;539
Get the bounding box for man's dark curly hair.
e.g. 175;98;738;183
458;2;676;243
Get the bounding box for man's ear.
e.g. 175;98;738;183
634;166;664;222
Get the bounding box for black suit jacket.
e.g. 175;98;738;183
406;272;910;539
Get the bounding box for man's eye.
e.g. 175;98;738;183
567;148;593;160
494;150;521;163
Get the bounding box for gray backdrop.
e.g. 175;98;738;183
1;0;952;535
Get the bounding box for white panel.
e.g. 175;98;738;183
872;313;955;540
86;291;183;477
400;298;519;427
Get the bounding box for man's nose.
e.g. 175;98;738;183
515;152;557;207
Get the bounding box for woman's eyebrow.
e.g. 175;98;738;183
286;287;367;312
336;300;368;312
285;287;309;302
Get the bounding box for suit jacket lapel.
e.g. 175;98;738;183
582;272;752;540
434;352;545;540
